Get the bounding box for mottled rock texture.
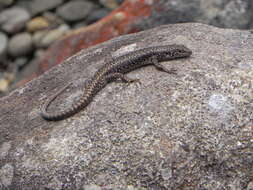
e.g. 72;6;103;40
0;23;252;190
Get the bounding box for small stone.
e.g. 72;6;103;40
14;57;28;68
34;24;70;48
56;0;94;22
0;78;9;92
99;0;121;9
86;8;110;24
34;49;46;58
0;7;30;34
15;0;31;11
8;32;33;57
0;0;14;7
73;21;87;29
26;17;50;32
0;73;15;92
32;30;48;48
30;0;63;15
116;0;124;4
41;24;69;46
43;12;63;26
0;32;8;60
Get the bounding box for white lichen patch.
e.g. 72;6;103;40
76;47;103;61
208;94;234;114
43;135;78;161
0;142;11;159
21;157;42;171
41;129;92;164
0;163;14;187
113;43;137;57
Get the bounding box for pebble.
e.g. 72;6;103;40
30;0;63;15
8;32;33;57
15;0;30;11
32;30;48;48
34;49;46;58
14;57;28;68
0;0;14;7
86;8;110;24
0;32;8;60
0;73;15;92
33;24;70;48
72;21;87;29
43;12;63;26
26;17;50;32
41;24;69;47
99;0;121;9
0;7;30;34
0;78;8;92
56;0;94;22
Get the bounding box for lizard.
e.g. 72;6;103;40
40;44;192;121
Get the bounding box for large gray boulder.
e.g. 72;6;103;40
0;23;252;190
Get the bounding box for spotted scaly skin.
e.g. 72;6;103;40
40;44;192;121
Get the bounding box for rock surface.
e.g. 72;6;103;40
0;23;252;189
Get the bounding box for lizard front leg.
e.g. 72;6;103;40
149;56;177;74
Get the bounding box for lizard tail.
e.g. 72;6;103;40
40;82;77;121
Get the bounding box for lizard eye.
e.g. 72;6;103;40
172;51;179;57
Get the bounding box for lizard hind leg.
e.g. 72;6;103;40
105;73;140;84
149;56;177;74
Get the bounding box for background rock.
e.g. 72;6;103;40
33;24;70;48
14;57;28;68
30;0;63;16
0;7;30;34
99;0;122;9
0;0;14;7
56;0;94;22
0;23;252;189
0;32;8;61
8;32;33;57
26;17;50;32
85;8;110;25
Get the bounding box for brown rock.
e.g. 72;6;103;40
26;17;49;32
